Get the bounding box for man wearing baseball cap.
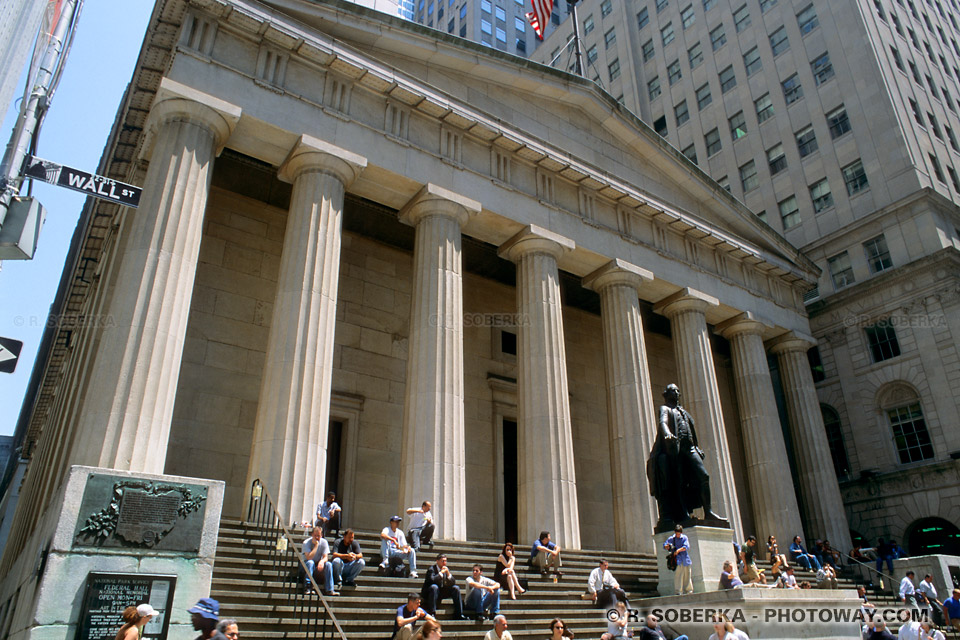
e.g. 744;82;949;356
380;515;418;578
188;598;228;640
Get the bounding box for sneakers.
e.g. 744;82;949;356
323;590;340;596
409;571;419;579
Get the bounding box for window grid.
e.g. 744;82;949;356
642;39;656;61
811;52;835;85
719;65;737;92
729;111;747;139
863;234;892;273
810;178;834;212
740;160;759;192
827;106;851;138
662;22;675;45
843;159;869;195
797;4;819;34
779;195;800;229
681;4;695;28
770;26;789;56
783;74;804;104
828;251;854;288
689;42;704;68
668;60;683;84
711;24;727;50
889;403;934;464
648;75;662;100
696;83;713;109
796;125;818;157
705;128;722;155
768;143;787;174
744;46;762;75
734;4;751;32
866;321;900;362
675;100;690;125
756;93;774;122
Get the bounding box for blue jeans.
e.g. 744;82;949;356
409;523;435;551
465;588;500;616
305;560;334;592
332;557;366;584
876;555;894;574
381;540;418;573
793;554;821;571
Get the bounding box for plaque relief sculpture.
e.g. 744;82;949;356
77;480;206;547
646;384;729;532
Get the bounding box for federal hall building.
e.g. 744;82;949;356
1;0;959;599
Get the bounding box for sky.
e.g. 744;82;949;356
0;1;155;438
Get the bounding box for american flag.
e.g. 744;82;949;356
525;0;552;39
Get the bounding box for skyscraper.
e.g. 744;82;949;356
409;0;572;55
535;0;960;553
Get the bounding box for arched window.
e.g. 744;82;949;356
905;517;960;556
878;383;934;464
820;404;850;478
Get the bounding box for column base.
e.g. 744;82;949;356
655;526;735;595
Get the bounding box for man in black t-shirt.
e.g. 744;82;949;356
740;536;766;584
393;593;434;640
331;529;366;587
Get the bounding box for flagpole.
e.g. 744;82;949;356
568;0;584;77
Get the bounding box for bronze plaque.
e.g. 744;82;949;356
73;474;208;552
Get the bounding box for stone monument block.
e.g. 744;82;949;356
655;526;736;595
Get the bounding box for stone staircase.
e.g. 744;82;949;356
209;519;899;639
211;519;659;639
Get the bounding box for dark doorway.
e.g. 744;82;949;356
906;517;960;556
326;420;344;496
503;419;518;543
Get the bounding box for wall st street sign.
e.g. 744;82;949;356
26;157;141;208
0;337;23;374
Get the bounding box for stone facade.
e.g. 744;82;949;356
1;0;849;605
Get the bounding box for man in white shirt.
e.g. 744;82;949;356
901;571;919;608
897;620;921;640
381;515;419;578
918;575;939;612
406;500;435;551
588;559;627;609
303;526;336;595
484;615;512;640
465;564;501;620
780;567;800;589
817;564;839;589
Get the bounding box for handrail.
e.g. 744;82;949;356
245;479;348;640
846;555;902;599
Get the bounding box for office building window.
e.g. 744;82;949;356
891;46;905;71
782;74;803;104
734;4;751;31
843;159;869;195
719;65;736;92
767;143;787;174
760;0;777;11
496;27;506;41
827;106;851;138
689;42;703;68
875;0;887;20
654;116;668;136
729;111;747;139
602;0;613;15
648;75;662;99
810;178;834;212
889;402;933;463
866;321;901;362
770;26;789;56
662;22;675;45
930;113;943;139
863;234;892;273
930;153;946;182
681;4;695;28
481;18;492;33
703;0;716;10
584;14;594;33
797;4;819;34
909;60;922;84
711;24;727;50
949;166;960;191
796;125;818;157
609;58;621;80
827;251;854;288
909;99;924;125
637;7;649;28
682;143;698;164
668;60;682;84
643;39;656;61
779;195;800;229
718;175;730;192
696;83;712;109
605;27;616;48
495;6;505;19
756;93;774;122
811;52;835;85
675;100;690;125
744;46;762;75
705;128;722;155
740;160;759;192
946;125;960;152
587;44;598;64
656;0;668;11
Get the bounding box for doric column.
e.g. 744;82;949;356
245;135;366;523
653;289;743;538
499;225;581;549
583;259;658;553
73;79;240;472
769;332;852;552
397;184;480;542
718;313;803;547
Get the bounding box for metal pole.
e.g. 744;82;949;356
0;0;81;231
568;0;584;76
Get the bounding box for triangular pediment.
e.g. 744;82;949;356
258;0;817;280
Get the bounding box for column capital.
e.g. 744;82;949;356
652;287;719;318
399;183;481;227
278;135;367;186
716;311;773;339
497;224;575;263
142;78;242;159
582;258;653;293
768;331;817;354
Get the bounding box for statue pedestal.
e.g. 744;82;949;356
655;526;734;595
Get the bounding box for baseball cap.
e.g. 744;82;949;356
390;515;402;522
137;604;160;618
188;598;220;620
